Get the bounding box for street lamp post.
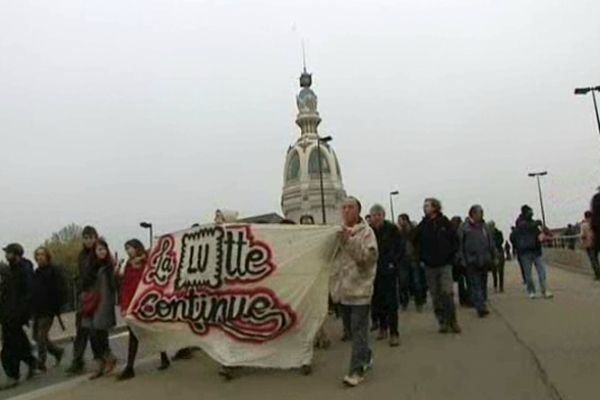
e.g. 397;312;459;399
389;190;399;223
574;86;600;138
527;171;548;228
140;222;153;249
316;135;333;224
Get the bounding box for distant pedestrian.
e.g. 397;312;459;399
82;238;117;379
32;247;66;372
504;241;512;261
330;197;378;387
450;216;471;307
117;239;170;380
580;211;600;280
0;243;38;390
67;225;99;374
510;227;527;284
414;198;461;334
513;205;553;299
369;204;404;347
488;221;505;293
458;206;497;318
397;214;426;312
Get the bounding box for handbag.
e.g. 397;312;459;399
81;290;101;318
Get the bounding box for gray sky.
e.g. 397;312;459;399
1;0;600;254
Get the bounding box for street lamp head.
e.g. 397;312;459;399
140;222;152;229
575;87;591;95
319;135;333;143
390;190;400;196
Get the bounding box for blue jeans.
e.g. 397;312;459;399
343;305;372;375
466;266;488;312
520;253;547;294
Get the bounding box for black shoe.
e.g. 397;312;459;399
66;362;85;375
158;360;171;371
438;323;449;334
117;368;135;381
300;365;312;375
478;309;490;318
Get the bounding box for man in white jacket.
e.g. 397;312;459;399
330;197;378;387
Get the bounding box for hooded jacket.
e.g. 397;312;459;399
458;218;497;269
330;219;378;306
514;214;543;255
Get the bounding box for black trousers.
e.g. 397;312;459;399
372;277;399;335
491;255;506;291
1;322;35;380
90;329;110;360
72;312;90;365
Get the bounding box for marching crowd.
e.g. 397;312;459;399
4;191;600;389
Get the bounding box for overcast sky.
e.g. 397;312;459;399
1;0;600;254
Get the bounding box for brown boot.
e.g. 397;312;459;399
89;360;105;380
376;329;388;341
450;320;462;334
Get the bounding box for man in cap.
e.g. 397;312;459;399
1;243;38;390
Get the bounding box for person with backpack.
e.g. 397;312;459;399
514;205;553;299
32;247;66;371
0;243;38;390
458;206;497;318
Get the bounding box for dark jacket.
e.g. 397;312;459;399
592;192;600;250
32;264;66;318
0;259;33;325
78;248;96;292
414;214;458;268
458;219;497;269
372;220;405;278
493;229;504;253
514;214;543;256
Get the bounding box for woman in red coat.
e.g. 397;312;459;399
117;239;170;380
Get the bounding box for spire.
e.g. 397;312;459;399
299;40;312;88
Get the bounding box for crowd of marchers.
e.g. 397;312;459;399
2;191;600;390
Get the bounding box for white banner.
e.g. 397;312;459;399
126;223;338;368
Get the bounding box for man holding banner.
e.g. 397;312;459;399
330;197;379;387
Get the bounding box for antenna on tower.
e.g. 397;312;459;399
301;39;307;72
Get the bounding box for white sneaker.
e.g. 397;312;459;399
543;291;554;299
529;292;539;299
343;373;364;387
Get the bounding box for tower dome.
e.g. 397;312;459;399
281;69;346;224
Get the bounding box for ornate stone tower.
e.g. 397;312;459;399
281;68;346;224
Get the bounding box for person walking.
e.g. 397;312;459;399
458;206;497;318
67;226;99;374
398;214;426;312
369;204;404;347
330;197;378;387
513;205;553;299
0;244;38;390
414;198;461;334
504;241;512;261
82;238;117;379
117;239;170;380
450;216;471;307
488;221;505;293
580;211;600;280
31;247;66;372
509;227;527;285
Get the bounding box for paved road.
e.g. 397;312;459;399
5;261;600;400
